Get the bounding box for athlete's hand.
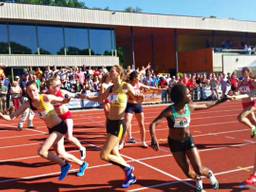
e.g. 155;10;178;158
226;95;235;100
151;137;160;151
75;93;81;98
63;95;71;103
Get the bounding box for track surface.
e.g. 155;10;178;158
0;101;255;191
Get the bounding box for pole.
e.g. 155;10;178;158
131;27;136;70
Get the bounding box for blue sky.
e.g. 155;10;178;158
84;0;255;21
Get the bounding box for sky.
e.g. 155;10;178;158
84;0;256;22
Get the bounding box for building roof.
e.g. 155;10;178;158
0;3;256;33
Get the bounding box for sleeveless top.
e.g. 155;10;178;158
167;104;191;129
29;95;56;120
108;82;128;110
238;79;255;94
53;90;63;108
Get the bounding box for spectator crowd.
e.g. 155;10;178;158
0;64;243;114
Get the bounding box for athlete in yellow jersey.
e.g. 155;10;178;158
0;81;88;181
81;65;143;188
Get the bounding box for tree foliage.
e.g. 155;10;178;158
124;6;142;13
3;0;87;8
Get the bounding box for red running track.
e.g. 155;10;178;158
0;101;255;192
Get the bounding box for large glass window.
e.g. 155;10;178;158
89;29;114;55
0;24;8;54
64;27;89;55
38;26;64;55
9;24;37;54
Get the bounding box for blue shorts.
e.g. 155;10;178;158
125;103;143;114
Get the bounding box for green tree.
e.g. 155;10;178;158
7;0;87;8
124;6;142;13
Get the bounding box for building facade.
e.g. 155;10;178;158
0;3;256;73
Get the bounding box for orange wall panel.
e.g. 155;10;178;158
178;48;213;73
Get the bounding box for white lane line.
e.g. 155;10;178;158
0;133;44;140
0;126;250;150
128;166;254;192
122;154;194;189
1;141;255;185
0;142;42;149
225;136;235;140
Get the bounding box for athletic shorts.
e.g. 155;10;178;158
168;136;195;153
125;103;143;114
106;119;126;140
48;121;68;135
59;111;72;121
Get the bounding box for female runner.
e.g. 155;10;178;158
150;83;219;192
47;78;86;160
81;65;142;188
0;81;88;180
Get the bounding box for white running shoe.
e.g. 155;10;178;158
80;147;86;160
195;179;204;192
208;170;219;190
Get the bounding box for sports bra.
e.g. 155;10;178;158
167;104;191;129
29;95;56;120
107;82;128;108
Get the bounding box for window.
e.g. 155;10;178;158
64;27;89;55
9;24;37;54
89;29;115;55
0;24;8;54
38;26;64;55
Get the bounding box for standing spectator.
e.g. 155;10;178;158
76;67;85;90
209;74;219;100
3;76;11;111
44;66;53;81
0;80;7;113
159;76;168;103
17;72;35;130
229;72;239;94
35;67;43;80
220;73;229;98
10;77;22;111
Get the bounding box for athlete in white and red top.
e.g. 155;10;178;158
233;67;256;137
119;71;162;149
47;78;86;160
226;68;256;186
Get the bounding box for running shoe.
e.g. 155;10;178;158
195;179;204;192
208;170;219;189
80;147;86;160
142;142;148;148
17;123;23;131
127;138;136;144
251;127;256;138
77;162;89;177
59;163;71;181
245;174;256;185
125;166;135;177
122;175;136;188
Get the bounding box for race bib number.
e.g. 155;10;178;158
108;94;118;104
174;117;190;128
239;86;250;94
